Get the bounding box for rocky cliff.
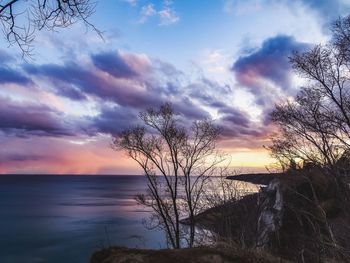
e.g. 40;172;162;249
255;168;350;262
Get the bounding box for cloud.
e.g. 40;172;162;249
223;0;350;23
24;51;159;106
53;82;88;101
26;62;145;106
232;35;308;106
158;6;179;25
137;0;179;26
90;97;258;139
0;96;82;137
23;50;195;114
89;96;211;137
296;0;350;21
91;51;143;78
4;47;273;150
0;66;31;85
223;0;261;14
121;0;138;7
183;76;273;139
24;62;89;101
90;105;139;136
139;4;157;24
0;153;45;163
215;103;269;138
21;49;213;136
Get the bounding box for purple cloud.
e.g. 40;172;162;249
0;153;45;163
91;51;140;78
5;48;274;142
0;97;79;137
19;51;213;138
217;106;267;138
22;51;211;122
23;55;163;108
232;35;308;106
0;66;31;85
90;105;139;136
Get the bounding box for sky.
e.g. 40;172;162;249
0;0;350;175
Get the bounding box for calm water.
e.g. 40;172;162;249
0;175;165;263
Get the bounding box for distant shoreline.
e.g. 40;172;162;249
226;173;283;185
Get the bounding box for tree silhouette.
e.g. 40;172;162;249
113;103;224;248
270;15;350;177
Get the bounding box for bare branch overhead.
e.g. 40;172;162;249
0;0;101;58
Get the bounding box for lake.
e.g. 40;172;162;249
0;175;165;263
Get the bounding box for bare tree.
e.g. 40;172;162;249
269;15;350;178
0;0;100;57
270;87;343;169
113;103;224;248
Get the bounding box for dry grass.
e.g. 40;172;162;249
90;245;289;263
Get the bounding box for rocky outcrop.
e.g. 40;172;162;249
252;168;350;262
257;179;284;249
197;168;350;262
